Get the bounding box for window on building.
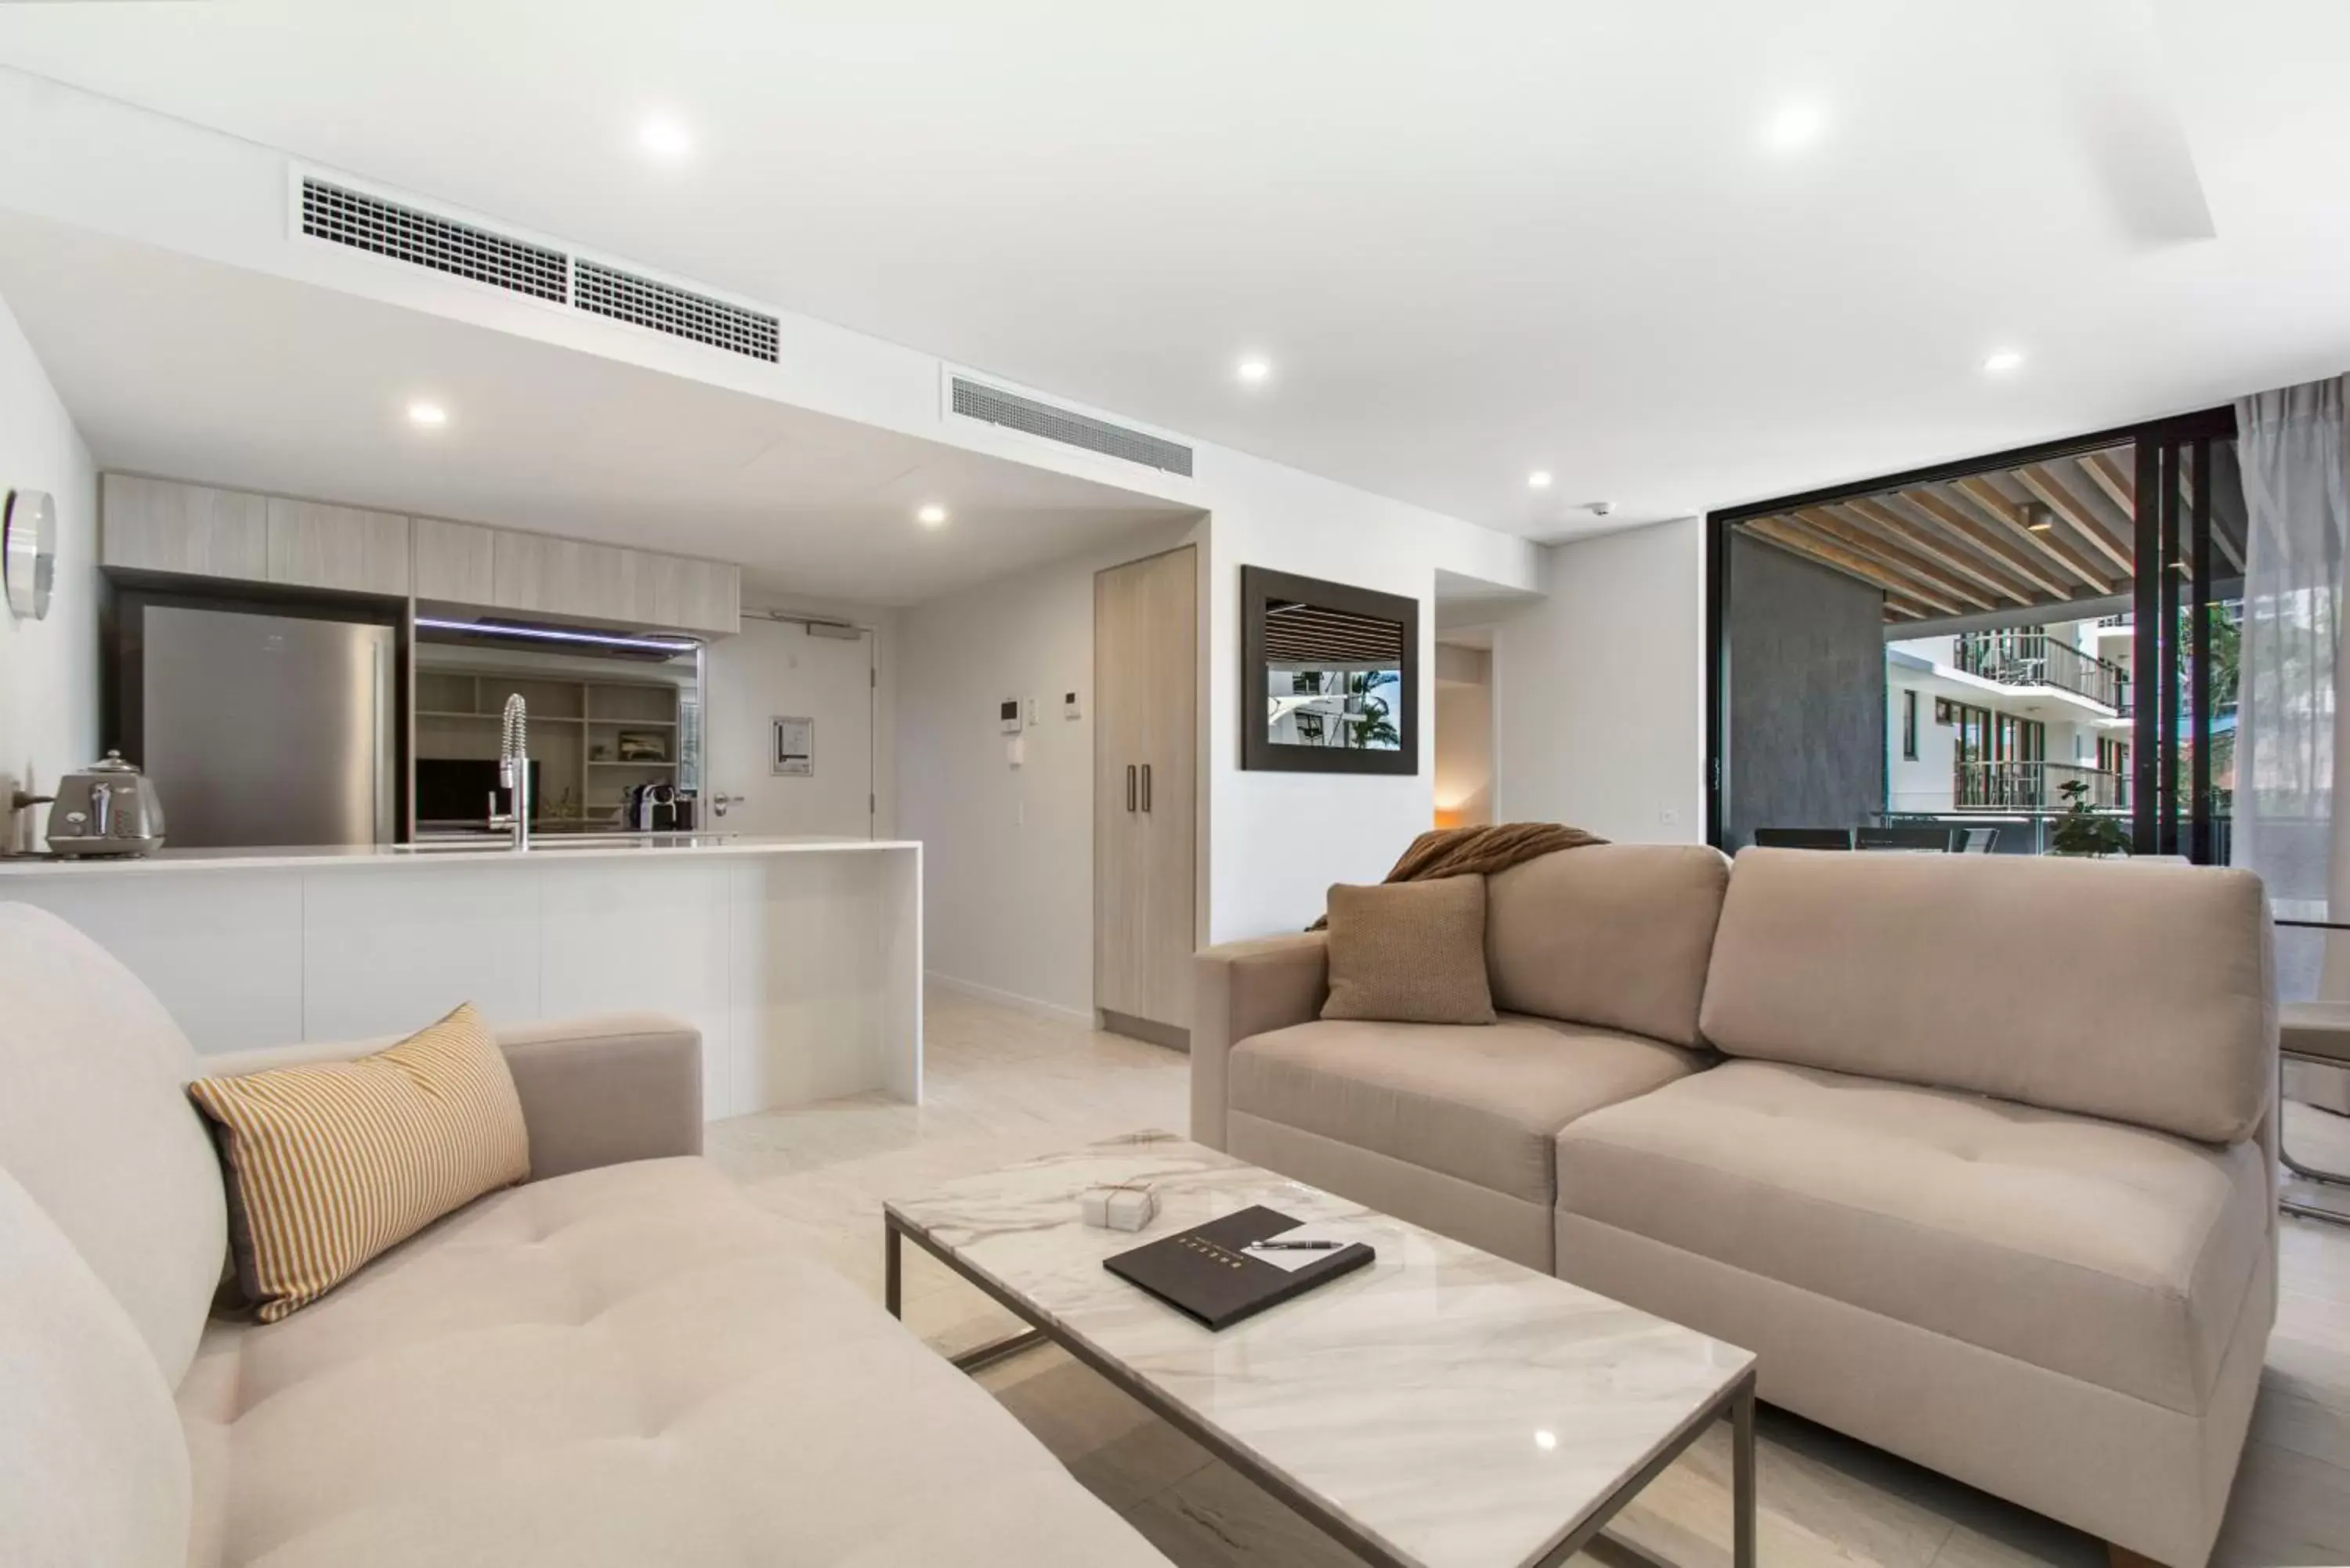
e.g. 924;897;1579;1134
1900;689;1918;761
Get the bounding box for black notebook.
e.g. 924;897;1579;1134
1102;1205;1375;1331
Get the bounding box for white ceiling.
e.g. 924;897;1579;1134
0;214;1193;606
3;2;2350;539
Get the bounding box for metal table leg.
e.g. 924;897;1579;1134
2280;1051;2350;1227
1733;1375;1757;1568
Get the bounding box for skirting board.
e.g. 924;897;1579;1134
1101;1009;1190;1053
926;971;1095;1029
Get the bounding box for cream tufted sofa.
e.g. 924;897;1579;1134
1194;846;2279;1568
0;902;1173;1568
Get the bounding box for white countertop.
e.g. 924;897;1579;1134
0;834;918;876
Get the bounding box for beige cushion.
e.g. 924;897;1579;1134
1229;1014;1705;1205
177;1157;1171;1568
1700;850;2273;1143
188;1003;531;1321
2281;1000;2350;1066
0;902;225;1386
1321;877;1495;1024
1486;844;1730;1048
0;1166;191;1568
1555;1060;2269;1412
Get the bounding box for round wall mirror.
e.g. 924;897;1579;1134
3;489;56;621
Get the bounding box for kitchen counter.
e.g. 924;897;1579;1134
0;835;923;1116
0;834;916;876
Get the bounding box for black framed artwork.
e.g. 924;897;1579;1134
1240;565;1419;775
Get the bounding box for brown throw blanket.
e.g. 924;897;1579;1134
1308;822;1607;930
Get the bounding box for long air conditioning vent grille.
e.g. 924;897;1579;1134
573;261;779;363
300;179;568;302
950;378;1193;476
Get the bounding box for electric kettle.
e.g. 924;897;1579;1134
46;750;168;857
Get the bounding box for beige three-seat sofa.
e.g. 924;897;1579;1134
1195;845;2278;1568
0;903;1175;1568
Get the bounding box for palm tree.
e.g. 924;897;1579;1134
1348;694;1401;749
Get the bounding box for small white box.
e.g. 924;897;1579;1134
1080;1183;1159;1232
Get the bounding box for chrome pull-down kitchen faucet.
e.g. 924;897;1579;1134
486;693;530;851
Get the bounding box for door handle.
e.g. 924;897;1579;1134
1126;764;1137;813
1141;763;1152;814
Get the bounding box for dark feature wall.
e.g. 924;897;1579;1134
1724;532;1886;850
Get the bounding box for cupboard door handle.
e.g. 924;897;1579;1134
1126;764;1137;813
1141;763;1152;814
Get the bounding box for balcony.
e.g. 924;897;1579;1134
1954;760;2128;813
1953;630;2126;711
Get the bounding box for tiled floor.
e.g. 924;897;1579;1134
707;986;2350;1568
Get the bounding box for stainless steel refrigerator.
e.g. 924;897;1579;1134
126;602;399;848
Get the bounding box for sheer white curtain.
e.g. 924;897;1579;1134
2232;375;2350;1111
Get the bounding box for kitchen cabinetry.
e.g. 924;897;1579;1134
1094;544;1197;1042
100;475;269;581
98;473;741;635
266;497;411;596
490;529;635;624
489;529;739;635
411;517;498;604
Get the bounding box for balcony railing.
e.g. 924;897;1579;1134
1954;760;2128;812
1953;630;2126;710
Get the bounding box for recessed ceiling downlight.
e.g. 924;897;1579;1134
1983;349;2026;373
1762;99;1829;153
1527;471;1553;490
916;503;949;528
407;401;448;428
639;116;693;160
1236;356;1272;385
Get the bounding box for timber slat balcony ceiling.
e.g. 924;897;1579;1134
1733;442;2248;623
1263;601;1405;664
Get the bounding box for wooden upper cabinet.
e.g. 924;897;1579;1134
101;473;738;634
412;517;498;605
266;497;410;596
101;475;269;581
491;529;638;624
490;528;737;634
644;552;742;635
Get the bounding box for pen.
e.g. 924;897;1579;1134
1253;1239;1344;1251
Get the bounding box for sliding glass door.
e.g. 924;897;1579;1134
1706;406;2243;863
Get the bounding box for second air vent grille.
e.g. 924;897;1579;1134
300;179;568;303
950;378;1194;476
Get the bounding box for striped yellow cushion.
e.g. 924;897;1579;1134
186;1003;530;1321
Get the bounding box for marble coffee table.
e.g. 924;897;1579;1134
884;1133;1756;1568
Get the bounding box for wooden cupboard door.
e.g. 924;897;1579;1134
266;497;411;596
100;474;268;581
643;552;742;635
1137;547;1198;1028
1094;558;1147;1017
1094;545;1198;1032
491;529;638;623
413;517;498;605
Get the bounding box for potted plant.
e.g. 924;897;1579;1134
2049;777;2130;858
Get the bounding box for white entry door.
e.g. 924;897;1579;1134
704;616;875;837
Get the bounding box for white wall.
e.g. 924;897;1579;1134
0;286;99;848
1493;518;1705;844
1202;455;1539;941
897;521;1198;1019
